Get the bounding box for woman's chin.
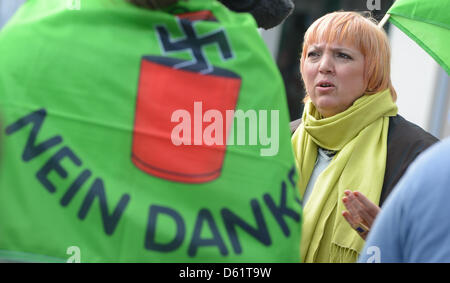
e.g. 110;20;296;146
313;99;340;117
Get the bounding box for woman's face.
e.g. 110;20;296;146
302;42;367;118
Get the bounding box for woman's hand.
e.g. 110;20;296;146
342;190;380;240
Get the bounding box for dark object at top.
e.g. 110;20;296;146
128;0;180;9
128;0;295;29
219;0;295;29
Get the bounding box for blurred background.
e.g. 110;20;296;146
1;0;449;139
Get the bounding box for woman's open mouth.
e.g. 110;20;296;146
316;81;336;92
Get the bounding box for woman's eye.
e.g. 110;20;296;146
307;52;319;58
337;52;352;59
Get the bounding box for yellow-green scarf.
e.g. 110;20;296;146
291;89;398;263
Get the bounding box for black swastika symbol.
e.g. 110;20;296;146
156;18;233;74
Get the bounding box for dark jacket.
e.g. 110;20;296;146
290;115;439;206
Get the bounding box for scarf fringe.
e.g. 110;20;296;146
330;243;359;263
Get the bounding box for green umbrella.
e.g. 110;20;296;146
380;0;450;75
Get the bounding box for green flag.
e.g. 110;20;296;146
0;0;301;262
387;0;450;74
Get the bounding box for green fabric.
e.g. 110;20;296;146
388;0;450;74
0;0;301;262
291;90;398;262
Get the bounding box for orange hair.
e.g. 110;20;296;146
300;11;397;101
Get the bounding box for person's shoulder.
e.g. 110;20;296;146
411;137;450;172
290;118;302;135
388;115;439;148
398;138;450;198
399;138;450;216
374;138;450;263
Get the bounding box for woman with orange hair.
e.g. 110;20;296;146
291;11;438;263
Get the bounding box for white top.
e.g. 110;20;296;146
302;147;336;205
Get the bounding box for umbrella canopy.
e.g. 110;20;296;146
387;0;450;75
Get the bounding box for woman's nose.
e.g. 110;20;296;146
318;54;335;74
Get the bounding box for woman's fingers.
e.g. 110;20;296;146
353;191;381;219
342;210;369;240
342;191;378;240
342;210;360;229
342;196;363;224
342;210;355;226
347;192;374;225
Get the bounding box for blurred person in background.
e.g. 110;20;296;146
359;137;450;263
0;0;302;262
0;0;26;29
